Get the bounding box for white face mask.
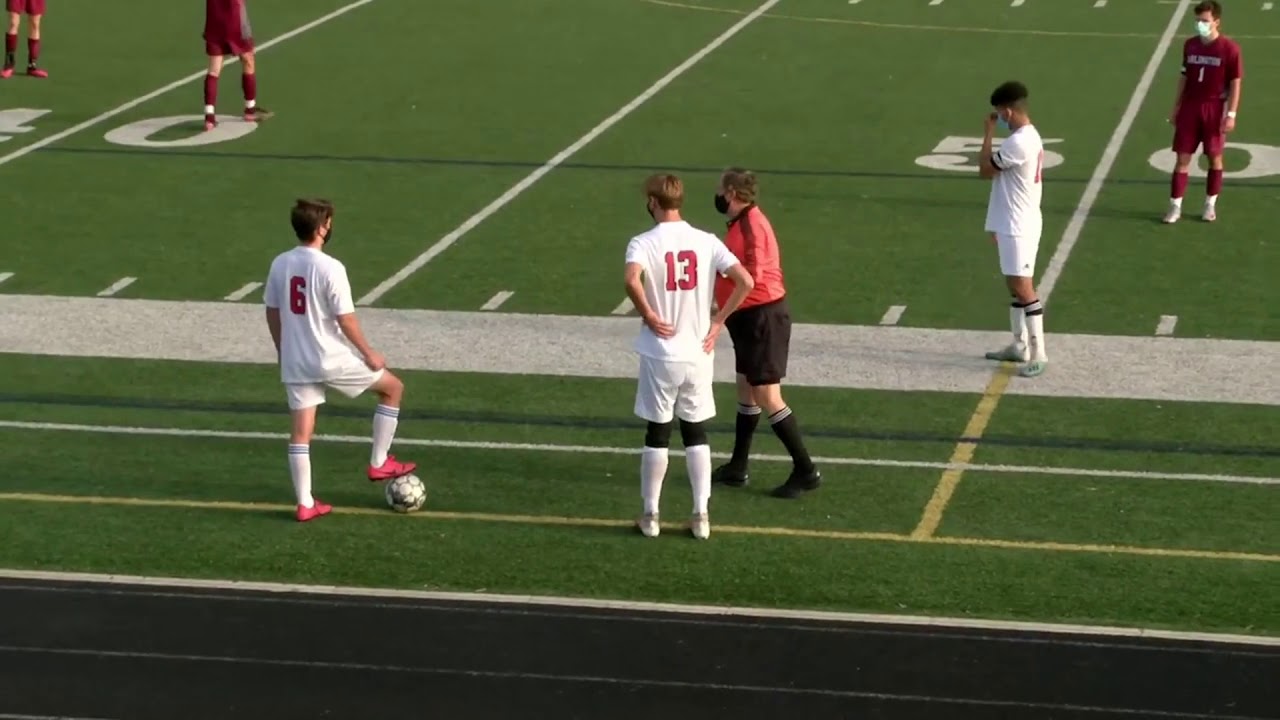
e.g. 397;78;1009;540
1196;19;1214;38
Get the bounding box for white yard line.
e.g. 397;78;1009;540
223;282;263;302
0;272;12;285
481;291;515;311
1037;0;1192;303
610;298;634;315
0;0;379;169
0;420;1275;487
879;305;907;326
355;0;785;306
96;277;136;297
1155;314;1178;336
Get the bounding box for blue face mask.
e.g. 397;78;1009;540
997;115;1010;132
1196;20;1213;38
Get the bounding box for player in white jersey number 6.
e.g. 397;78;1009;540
979;81;1048;378
624;174;754;540
264;199;418;522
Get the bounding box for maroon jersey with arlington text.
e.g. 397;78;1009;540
1180;35;1242;104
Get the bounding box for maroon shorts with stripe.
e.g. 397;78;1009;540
1172;101;1225;156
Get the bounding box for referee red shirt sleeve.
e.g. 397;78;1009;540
716;206;786;310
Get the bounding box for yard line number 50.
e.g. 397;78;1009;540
914;135;1280;179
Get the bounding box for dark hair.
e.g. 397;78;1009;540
990;81;1029;109
1194;1;1221;18
290;198;333;241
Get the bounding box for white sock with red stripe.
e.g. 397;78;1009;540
288;444;313;507
371;404;399;467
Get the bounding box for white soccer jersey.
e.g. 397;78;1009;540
984;124;1045;238
625;220;740;363
263;246;361;385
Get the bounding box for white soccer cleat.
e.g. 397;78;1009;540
1202;202;1216;222
636;512;660;538
1162;203;1181;224
1018;359;1047;378
689;513;710;540
985;343;1029;363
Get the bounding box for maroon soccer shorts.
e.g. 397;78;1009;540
6;0;45;15
204;35;254;57
1172;102;1226;156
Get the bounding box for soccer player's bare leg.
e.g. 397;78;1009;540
365;370;417;482
289;404;333;522
203;55;224;131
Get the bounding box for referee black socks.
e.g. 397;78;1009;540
728;403;762;469
768;406;815;475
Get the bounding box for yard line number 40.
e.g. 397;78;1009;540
914;135;1280;179
0;108;257;148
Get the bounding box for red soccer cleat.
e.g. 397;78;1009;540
0;67;13;80
368;455;416;482
243;106;274;122
295;499;333;522
26;66;47;79
204;114;217;132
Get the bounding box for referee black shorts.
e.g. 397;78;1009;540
725;297;791;386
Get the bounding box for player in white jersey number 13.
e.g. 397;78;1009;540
624;174;754;540
263;199;418;522
979;81;1049;378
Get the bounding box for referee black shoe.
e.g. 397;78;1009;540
711;464;749;488
770;468;821;499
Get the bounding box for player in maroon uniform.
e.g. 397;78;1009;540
1165;0;1242;224
2;0;47;79
203;0;272;131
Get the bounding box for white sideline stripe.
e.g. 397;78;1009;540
1094;0;1108;7
0;272;13;285
481;291;514;311
95;277;136;297
0;420;1275;487
1011;0;1025;6
355;0;783;306
1155;315;1178;336
1037;0;1191;303
929;0;943;5
0;0;377;169
879;305;907;326
223;282;262;302
610;298;634;315
0;569;1276;647
1263;2;1274;10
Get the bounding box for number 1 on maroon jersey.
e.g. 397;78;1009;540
289;276;306;314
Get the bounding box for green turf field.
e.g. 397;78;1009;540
0;0;1277;636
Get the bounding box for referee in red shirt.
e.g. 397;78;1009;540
711;168;820;499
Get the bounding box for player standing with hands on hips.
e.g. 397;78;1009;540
1164;0;1242;224
709;168;822;499
625;174;754;539
980;81;1048;378
264;199;417;522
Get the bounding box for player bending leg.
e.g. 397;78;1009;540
625;173;753;539
2;0;47;79
203;0;272;131
264;199;417;522
1164;0;1242;224
979;81;1048;378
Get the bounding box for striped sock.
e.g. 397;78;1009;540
768;406;815;474
371;404;400;467
288;444;312;507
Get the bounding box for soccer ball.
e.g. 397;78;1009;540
384;473;427;513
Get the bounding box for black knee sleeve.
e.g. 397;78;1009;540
645;421;673;448
679;419;708;447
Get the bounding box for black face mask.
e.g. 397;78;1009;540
713;193;730;215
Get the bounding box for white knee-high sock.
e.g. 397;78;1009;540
288;444;313;507
641;447;669;515
371;404;399;467
685;444;711;515
1009;302;1027;347
1024;299;1046;361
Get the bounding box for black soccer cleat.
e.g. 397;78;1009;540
711;463;749;488
770;468;821;499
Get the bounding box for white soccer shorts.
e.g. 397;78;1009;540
284;357;385;410
634;354;716;425
995;232;1040;278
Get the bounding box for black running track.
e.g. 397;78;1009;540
0;576;1276;720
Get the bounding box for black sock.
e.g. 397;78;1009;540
768;406;814;474
729;404;761;469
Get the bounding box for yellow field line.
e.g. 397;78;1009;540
2;492;1276;564
638;0;1280;40
912;365;1014;539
